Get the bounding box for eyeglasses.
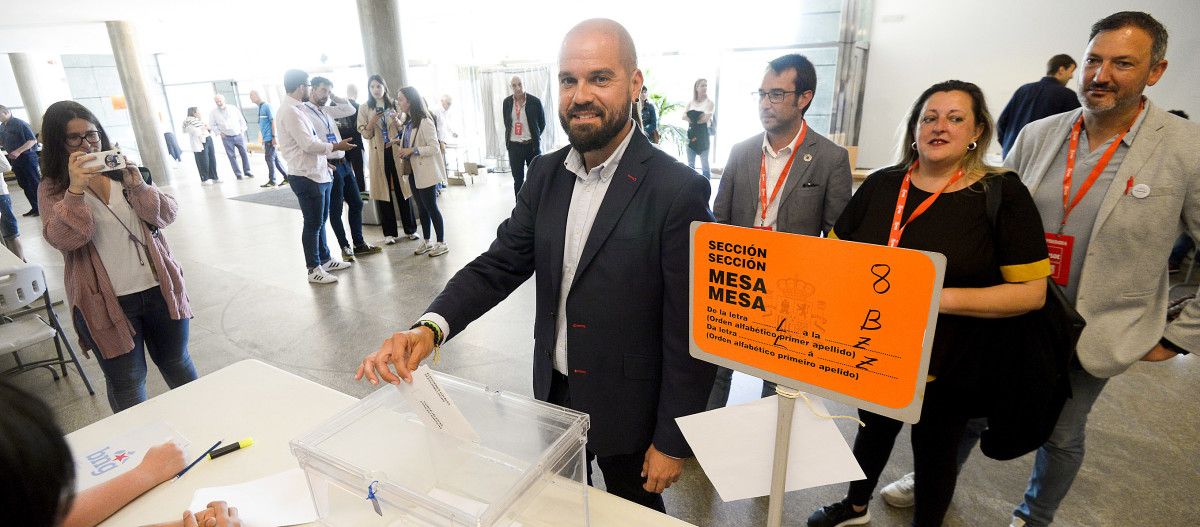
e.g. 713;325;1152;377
754;89;800;103
65;131;102;147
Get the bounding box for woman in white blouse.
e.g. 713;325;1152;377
181;107;218;184
684;78;715;178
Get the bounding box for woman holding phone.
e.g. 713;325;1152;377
357;74;419;245
38;100;197;413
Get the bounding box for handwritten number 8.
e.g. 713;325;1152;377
871;264;891;294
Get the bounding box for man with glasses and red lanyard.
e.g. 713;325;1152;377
706;53;852;409
502;76;546;197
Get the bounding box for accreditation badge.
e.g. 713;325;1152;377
1045;232;1074;286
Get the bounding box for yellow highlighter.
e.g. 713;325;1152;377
208;438;254;460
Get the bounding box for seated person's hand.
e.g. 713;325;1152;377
184;501;242;527
136;441;187;484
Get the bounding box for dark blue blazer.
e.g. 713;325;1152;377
997;77;1080;157
427;129;716;458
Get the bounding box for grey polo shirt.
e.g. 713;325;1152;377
1028;108;1148;303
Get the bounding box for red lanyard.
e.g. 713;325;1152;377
1060;102;1143;230
888;160;963;247
758;121;808;226
514;98;523;120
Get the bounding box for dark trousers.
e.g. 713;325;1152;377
506;141;537;197
548;372;666;513
75;286;197;413
263;140;288;183
413;184;444;243
11;154;40;213
193;149;216;182
346;146;365;190
328;161;365;249
289;175;332;270
204;137;219;180
376;148;417;237
846;383;969;527
220;134;252;178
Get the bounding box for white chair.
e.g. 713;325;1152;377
0;263;95;394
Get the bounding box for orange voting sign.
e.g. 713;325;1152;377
690;222;945;423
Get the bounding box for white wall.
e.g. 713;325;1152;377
857;0;1200;169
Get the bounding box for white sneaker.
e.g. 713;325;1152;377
406;233;421;240
428;242;449;257
308;267;338;284
323;259;352;272
414;240;432;255
383;236;398;245
202;180;214;186
881;472;915;508
1010;516;1026;527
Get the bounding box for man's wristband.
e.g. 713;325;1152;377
1159;337;1189;355
412;320;444;347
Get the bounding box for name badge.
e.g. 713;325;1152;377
1045;232;1074;287
514;122;523;136
381;129;390;144
326;133;337;144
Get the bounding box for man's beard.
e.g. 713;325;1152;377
559;102;629;153
1079;81;1138;115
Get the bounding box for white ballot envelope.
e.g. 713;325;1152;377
396;365;481;443
677;395;865;502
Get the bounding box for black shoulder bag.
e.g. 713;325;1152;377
979;175;1086;460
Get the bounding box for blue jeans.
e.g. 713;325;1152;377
0;194;17;239
12;153;40;213
263;140;288;183
959;366;1108;526
687;147;710;179
1169;234;1194;267
328;161;365;249
289;175;332;270
220;134;252;177
413;184;444;243
76;286;196;413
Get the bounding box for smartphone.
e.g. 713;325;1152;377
81;149;127;172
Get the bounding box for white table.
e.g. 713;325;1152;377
65;360;695;527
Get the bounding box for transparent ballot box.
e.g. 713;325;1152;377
291;372;591;527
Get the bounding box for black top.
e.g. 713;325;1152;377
997;77;1080;157
832;167;1049;382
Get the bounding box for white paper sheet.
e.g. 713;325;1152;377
676;395;866;502
396;365;480;443
187;468;317;527
73;421;189;492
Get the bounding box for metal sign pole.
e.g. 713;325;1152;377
766;386;801;527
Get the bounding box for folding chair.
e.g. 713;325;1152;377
0;263;95;395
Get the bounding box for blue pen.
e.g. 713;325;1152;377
176;441;222;480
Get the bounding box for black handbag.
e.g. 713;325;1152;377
978;176;1086;460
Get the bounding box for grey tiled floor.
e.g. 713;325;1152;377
4;155;1198;526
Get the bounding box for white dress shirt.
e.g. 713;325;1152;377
299;101;355;160
209;105;247;136
421;124;637;374
276;95;334;183
755;124;806;229
510;97;532;142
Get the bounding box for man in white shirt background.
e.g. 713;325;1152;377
275;69;356;284
209;94;254;180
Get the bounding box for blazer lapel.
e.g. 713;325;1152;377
572;132;651;285
544;163;574;296
776;133;818;205
1091;104;1165;239
739;142;760;226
